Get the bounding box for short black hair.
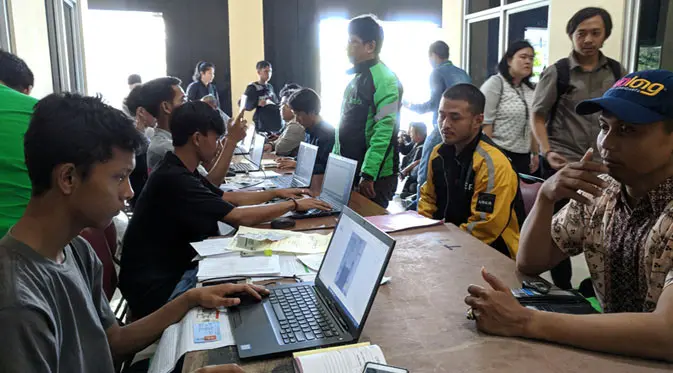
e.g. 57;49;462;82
127;74;142;86
498;40;535;90
442;84;486;115
409;122;427;138
124;84;144;116
193;61;215;82
348;15;384;54
256;61;272;70
288;88;321;115
279;83;302;100
566;7;613;38
25;94;144;196
0;49;34;92
138;76;181;118
170;101;225;147
429;41;450;60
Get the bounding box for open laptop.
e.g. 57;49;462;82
234;125;256;155
268;142;318;189
231;134;265;173
291;153;358;219
229;207;396;359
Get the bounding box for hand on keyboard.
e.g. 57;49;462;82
295;197;332;212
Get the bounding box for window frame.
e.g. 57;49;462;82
45;0;85;93
0;0;12;52
462;0;550;80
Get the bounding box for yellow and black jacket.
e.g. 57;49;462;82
418;133;525;258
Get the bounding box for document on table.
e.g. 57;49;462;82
249;170;282;178
229;226;332;255
191;237;234;258
148;308;235;373
197;255;281;281
297;254;325;271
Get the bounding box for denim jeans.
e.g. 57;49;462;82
168;268;199;302
415;126;443;202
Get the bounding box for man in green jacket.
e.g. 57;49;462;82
334;15;403;208
0;50;37;237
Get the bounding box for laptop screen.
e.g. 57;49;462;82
249;134;265;166
237;125;255;151
293;143;318;184
320;154;357;207
317;210;392;328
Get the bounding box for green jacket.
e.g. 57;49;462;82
333;59;403;181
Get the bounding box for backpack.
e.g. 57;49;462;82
546;57;622;135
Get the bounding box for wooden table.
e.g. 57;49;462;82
183;224;673;372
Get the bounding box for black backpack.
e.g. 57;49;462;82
546;57;622;135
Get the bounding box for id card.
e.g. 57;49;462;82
193;321;221;343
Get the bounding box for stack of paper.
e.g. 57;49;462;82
197;255;281;281
191;237;235;258
229;226;332;255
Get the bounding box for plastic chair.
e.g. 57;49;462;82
80;226;118;301
519;174;544;217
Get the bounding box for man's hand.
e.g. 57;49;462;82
546;151;568;170
186;284;269;309
358;178;376;199
464;268;535;337
539;148;609;205
295;198;332;212
193;364;245;373
275;188;312;199
227;117;248;144
275;158;296;170
263;144;273;153
530;154;540;174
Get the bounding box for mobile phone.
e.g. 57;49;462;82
363;362;409;373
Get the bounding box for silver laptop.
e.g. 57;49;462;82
229;207;396;359
234;125;256;155
231;134;265;173
269;142;318;189
291;153;358;219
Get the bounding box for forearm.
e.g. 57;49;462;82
206;141;237;185
524;310;673;362
110;291;194;357
403;160;420;175
225;201;294;226
531;113;551;153
222;190;278;206
482;124;494;138
516;194;562;274
530;131;539;154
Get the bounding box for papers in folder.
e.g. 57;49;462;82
197;255;281;281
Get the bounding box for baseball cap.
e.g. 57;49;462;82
576;69;673;124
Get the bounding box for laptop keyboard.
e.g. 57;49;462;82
231;163;257;172
269;286;341;344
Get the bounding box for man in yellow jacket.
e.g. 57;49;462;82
418;84;525;258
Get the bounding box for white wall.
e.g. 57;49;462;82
548;0;626;63
442;0;464;67
10;0;53;98
228;0;265;122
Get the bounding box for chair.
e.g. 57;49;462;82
80;226;118;301
519;174;544;217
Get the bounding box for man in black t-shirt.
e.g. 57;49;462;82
243;61;282;133
120;101;331;318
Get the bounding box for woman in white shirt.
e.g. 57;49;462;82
481;40;538;175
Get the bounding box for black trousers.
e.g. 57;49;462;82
503;150;530;175
370;175;398;208
540;156;573;290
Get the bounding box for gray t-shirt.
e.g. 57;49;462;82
0;234;117;373
147;127;208;176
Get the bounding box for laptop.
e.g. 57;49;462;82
231;134;265;173
290;153;358;219
269;142;319;189
234;125;256;155
229;207;396;359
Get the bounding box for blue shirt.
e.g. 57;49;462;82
410;61;471;127
304;119;335;175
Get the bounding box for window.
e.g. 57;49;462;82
623;0;673;72
463;0;549;87
45;0;85;93
0;0;11;51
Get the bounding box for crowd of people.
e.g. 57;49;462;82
0;6;672;373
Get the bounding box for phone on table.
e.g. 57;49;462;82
363;362;409;373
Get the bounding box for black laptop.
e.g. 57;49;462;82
231;134;265;173
291;153;358;219
269;142;318;189
229;207;396;359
